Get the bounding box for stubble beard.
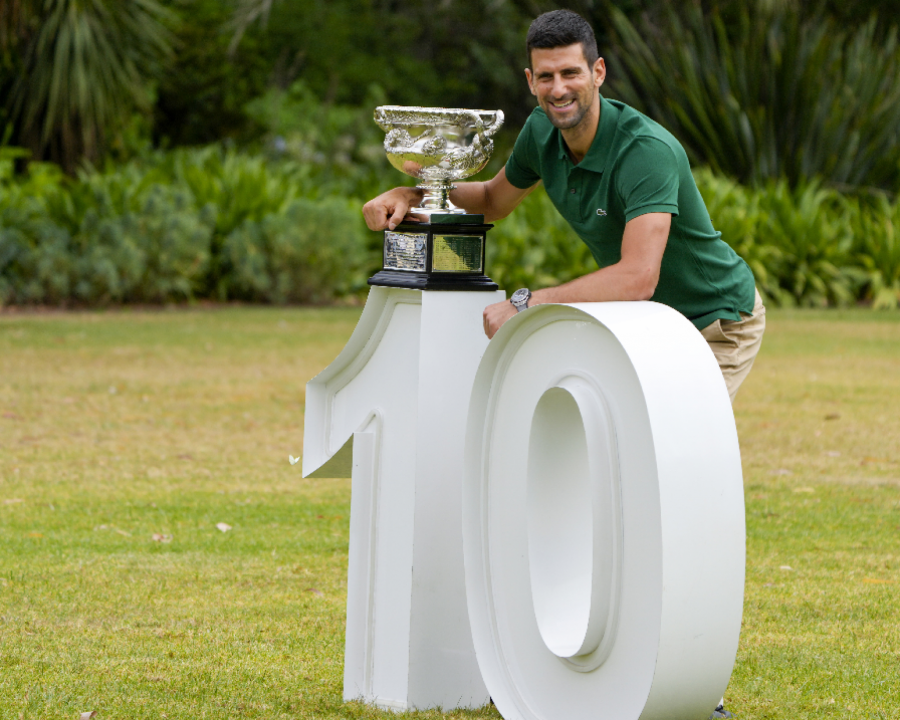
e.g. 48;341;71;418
543;93;592;131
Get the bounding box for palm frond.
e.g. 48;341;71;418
12;0;175;171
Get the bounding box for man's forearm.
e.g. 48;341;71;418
530;212;671;304
531;263;659;305
448;168;535;222
448;181;491;218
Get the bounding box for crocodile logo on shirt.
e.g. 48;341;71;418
596;208;607;216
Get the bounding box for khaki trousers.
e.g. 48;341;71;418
699;289;766;403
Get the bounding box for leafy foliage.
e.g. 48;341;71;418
224;198;371;304
6;0;900;185
226;0;534;125
604;2;900;192
243;80;389;203
847;195;900;309
491;169;900;310
488;188;595;292
3;135;900;310
0;147;372;306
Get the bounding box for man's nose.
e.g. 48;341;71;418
550;75;567;97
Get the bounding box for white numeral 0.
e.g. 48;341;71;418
463;302;745;720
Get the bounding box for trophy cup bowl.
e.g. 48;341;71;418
375;105;505;215
368;105;503;291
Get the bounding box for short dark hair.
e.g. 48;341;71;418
526;10;599;68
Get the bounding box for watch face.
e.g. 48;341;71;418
511;288;530;305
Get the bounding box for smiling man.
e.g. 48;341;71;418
363;9;765;406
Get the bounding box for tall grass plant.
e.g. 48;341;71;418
605;2;900;192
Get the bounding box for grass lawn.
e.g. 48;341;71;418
1;305;898;719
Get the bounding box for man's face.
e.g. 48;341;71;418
525;43;605;131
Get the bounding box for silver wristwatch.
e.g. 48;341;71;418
510;288;532;312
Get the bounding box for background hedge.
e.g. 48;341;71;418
3;146;900;309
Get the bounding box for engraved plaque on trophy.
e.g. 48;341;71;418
368;106;503;291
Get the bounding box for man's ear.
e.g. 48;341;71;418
524;67;536;96
594;57;606;88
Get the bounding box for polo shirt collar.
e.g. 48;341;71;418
555;93;620;173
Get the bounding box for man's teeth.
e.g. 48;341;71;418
552;100;574;108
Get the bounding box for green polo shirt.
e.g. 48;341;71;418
505;94;756;330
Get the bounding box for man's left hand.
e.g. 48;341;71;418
483;299;518;339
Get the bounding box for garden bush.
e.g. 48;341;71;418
848;195;900;309
0;146;371;306
2;145;900;310
223;197;374;305
491;169;900;310
0;184;214;305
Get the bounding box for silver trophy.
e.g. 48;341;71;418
375;105;504;215
368;105;503;291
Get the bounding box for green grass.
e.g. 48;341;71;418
731;310;900;718
1;306;899;719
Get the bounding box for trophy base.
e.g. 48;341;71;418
368;269;499;291
368;217;499;292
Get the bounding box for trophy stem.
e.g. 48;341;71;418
413;182;466;215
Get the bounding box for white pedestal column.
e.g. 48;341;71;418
303;286;504;711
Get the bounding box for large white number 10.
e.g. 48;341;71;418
303;287;746;720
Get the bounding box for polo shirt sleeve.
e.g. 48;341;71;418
615;136;680;222
504;117;542;189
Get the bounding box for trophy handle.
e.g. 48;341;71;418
480;110;505;139
462;110;504;141
458;110;499;170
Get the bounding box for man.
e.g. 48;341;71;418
364;10;765;406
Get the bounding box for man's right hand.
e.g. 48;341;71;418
362;187;425;231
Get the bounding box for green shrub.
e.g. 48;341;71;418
849;195;900;309
223;197;373;304
152;147;304;233
696;168;865;307
244;80;388;202
491;170;899;310
757;181;864;308
3;144;900;311
0;183;214;306
488;188;595;292
121;187;215;303
0;146;370;306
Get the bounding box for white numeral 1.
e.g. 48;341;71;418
303;286;505;711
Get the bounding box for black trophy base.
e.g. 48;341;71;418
368;215;499;292
368;269;499;291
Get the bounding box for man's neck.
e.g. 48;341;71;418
561;97;601;164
